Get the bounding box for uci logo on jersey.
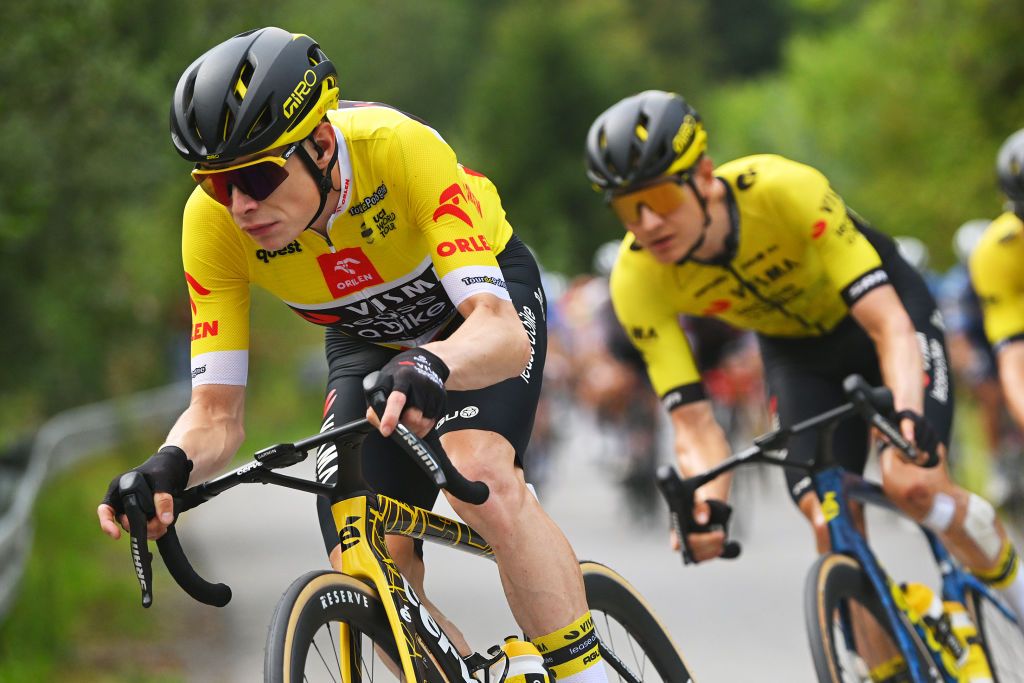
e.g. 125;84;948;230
283;69;318;119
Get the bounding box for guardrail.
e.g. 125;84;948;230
0;381;190;621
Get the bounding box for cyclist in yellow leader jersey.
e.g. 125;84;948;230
584;91;1024;638
971;129;1024;448
97;27;607;683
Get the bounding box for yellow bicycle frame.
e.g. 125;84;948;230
329;493;494;681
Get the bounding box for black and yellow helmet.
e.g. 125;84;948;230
585;90;707;194
997;128;1024;206
170;27;340;164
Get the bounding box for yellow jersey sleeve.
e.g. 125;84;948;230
610;243;705;408
181;189;252;386
768;160;887;306
387;118;512;307
971;212;1024;349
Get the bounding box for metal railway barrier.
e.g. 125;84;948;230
0;381;190;621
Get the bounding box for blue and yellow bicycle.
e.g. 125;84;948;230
658;375;1024;682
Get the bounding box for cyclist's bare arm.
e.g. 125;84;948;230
669;400;734;561
849;285;924;439
670;400;733;500
997;342;1024;430
97;383;245;540
425;292;530;390
375;292;530;436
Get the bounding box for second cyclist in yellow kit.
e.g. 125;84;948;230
584;91;1024;641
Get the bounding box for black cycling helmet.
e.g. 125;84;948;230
585;90;707;195
170;27;340;164
997;128;1024;209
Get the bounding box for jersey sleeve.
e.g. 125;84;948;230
181;190;252;386
609;264;705;409
388;119;511;308
771;162;887;307
971;225;1024;349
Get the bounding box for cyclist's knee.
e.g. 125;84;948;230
881;471;939;518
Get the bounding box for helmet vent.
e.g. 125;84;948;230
246;105;271;140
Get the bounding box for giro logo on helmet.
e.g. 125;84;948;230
283;69;318;119
673;115;698;155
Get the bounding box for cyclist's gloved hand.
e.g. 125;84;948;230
101;446;193;521
684;499;741;563
375;348;450;420
894;410;941;468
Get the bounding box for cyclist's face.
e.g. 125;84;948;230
619;180;705;263
224;145;320;251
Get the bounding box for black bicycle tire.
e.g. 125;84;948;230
264;570;450;683
805;553;928;683
580;560;695;682
965;585;1024;683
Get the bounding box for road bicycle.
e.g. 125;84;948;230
657;375;1024;682
116;373;695;682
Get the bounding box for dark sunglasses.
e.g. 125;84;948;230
608;175;690;225
191;143;300;206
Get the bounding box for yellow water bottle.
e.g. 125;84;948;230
488;636;549;683
902;582;992;682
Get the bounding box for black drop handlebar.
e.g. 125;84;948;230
657;374;922;566
119;371;490;608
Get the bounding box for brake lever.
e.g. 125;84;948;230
120;472;155;608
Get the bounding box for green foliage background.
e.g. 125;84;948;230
2;0;1022;434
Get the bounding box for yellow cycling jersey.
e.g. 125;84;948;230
183;102;514;387
970;211;1024;350
610;154;888;406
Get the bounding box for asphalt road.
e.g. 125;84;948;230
171;408;949;682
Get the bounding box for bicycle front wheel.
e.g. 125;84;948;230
966;586;1024;683
264;570;447;683
580;561;695;682
805;553;928;683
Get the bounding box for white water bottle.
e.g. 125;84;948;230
489;637;549;683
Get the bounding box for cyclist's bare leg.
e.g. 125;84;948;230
798;494;902;669
328;539;473;658
440;428;589;637
880;444;1010;573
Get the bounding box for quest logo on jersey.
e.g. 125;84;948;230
317;248;383;295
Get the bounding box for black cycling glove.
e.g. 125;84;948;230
894;410;941;468
101;446;193;517
375;348;451;420
687;499;742;561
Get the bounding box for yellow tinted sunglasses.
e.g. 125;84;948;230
608;176;689;225
191;143;299;206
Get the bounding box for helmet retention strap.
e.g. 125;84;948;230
295;139;340;231
675;177;712;264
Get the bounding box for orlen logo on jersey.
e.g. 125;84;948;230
811;220;828;239
191;321;219;341
437;235;491;257
317;248;383;295
433;183;481;228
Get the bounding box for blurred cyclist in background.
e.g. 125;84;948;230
970;129;1024;512
939;220;1015;503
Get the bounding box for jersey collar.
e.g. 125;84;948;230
325;124;354;232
